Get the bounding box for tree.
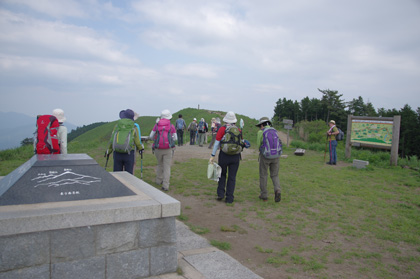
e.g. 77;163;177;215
20;137;33;147
301;97;311;121
347;96;366;116
318;88;346;126
399;104;420;158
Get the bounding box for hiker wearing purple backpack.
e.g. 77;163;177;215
256;117;282;203
149;109;177;191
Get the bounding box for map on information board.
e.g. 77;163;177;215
351;119;393;147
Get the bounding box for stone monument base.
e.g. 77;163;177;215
0;172;180;279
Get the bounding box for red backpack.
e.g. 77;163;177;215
35;115;60;154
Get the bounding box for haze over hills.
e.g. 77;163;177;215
0;112;77;150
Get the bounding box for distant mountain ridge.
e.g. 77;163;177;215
0;111;77;150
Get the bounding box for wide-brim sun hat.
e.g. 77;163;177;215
52;108;66;123
119;109;135;120
161;109;172;119
223;111;237;124
255;117;271;127
329;120;336;124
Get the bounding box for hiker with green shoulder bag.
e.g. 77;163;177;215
209;111;247;204
106;109;144;175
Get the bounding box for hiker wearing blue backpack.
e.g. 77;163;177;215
106;109;144;175
149;109;177;191
197;118;208;147
326;120;339;165
256;117;282;203
175;114;187;146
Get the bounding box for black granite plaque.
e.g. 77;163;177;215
0;154;136;206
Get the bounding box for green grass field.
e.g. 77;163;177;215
1;109;419;278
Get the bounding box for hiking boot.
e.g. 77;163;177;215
259;195;268;202
216;196;224;201
161;187;169;192
326;162;332;165
275;191;281;203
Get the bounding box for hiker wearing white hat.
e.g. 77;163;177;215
209;111;243;204
326;120;339;165
149;109;177;191
52;108;68;154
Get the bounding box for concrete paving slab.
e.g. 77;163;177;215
183;250;262;279
152;221;263;279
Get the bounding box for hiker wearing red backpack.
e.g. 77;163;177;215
149;109;177;191
34;109;67;155
106;109;144;175
209;111;244;204
256;117;282;202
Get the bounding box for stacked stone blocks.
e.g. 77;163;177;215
0;171;180;279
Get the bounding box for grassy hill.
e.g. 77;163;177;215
1;108;419;278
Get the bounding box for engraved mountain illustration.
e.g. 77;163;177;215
32;171;101;188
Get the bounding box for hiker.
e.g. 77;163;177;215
52;108;68;154
326;120;339;165
197;118;208;147
175;114;187;146
106;109;144;175
256;117;282;202
132;111;143;174
187;118;198;145
209;111;244;204
208;117;221;149
149;109;177;191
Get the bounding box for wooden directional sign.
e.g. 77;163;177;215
283;119;293;125
284;125;293;130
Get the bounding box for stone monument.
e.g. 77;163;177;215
0;154;180;279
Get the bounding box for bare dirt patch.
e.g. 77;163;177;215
168;133;296;279
162;133;419;279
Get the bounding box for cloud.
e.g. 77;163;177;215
2;0;86;18
0;9;134;64
0;0;419;127
164;63;219;79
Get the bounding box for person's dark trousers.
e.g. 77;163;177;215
190;130;196;145
113;150;135;174
217;151;240;203
177;129;184;146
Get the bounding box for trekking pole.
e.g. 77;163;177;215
140;150;143;179
323;135;328;162
104;150;110;170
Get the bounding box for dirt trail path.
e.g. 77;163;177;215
165;131;291;279
172;130;290;163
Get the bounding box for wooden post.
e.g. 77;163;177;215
390;115;401;166
345;115;352;159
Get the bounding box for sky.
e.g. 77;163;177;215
0;0;419;127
